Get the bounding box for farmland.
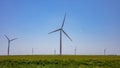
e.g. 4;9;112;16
0;55;120;68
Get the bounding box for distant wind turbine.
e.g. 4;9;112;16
104;49;106;55
54;49;56;55
32;48;34;55
49;13;72;55
74;47;76;55
4;35;17;55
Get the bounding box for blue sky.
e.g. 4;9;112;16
0;0;120;55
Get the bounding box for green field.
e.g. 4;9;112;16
0;55;120;68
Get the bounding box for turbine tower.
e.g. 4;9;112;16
49;13;72;55
4;35;17;55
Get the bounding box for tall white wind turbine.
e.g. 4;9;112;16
49;13;72;55
4;35;17;55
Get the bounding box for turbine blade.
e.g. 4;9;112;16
4;35;9;40
61;13;66;28
48;29;60;34
10;38;17;41
62;30;72;41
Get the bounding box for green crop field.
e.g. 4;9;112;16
0;55;120;68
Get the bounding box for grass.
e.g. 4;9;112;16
0;55;120;68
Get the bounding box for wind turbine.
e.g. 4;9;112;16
32;48;34;55
4;35;17;55
74;47;76;55
49;13;72;55
104;49;106;55
54;49;56;55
